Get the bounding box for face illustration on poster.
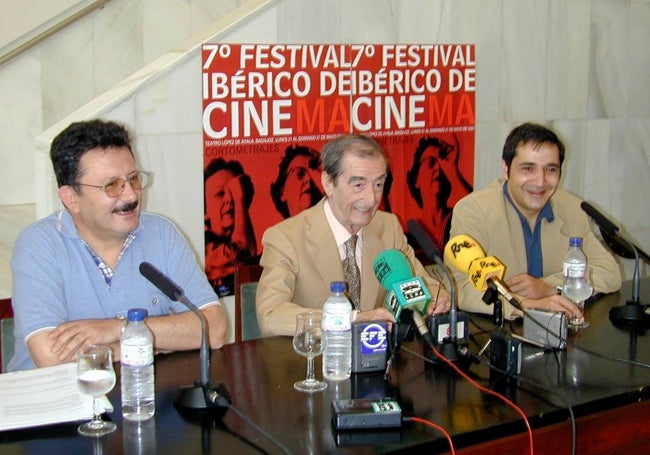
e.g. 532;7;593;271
271;145;324;219
378;168;393;213
204;157;258;296
406;135;472;252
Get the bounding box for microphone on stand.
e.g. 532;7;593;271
372;249;425;374
580;201;650;328
373;248;474;365
444;235;523;374
139;263;294;454
407;219;471;363
139;262;230;417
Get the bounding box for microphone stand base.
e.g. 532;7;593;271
438;340;460;364
425;339;476;369
174;381;231;420
609;302;650;329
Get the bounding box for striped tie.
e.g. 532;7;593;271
342;235;360;310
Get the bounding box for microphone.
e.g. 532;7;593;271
443;235;521;311
580;201;620;237
444;234;568;352
407;220;456;336
408;219;471;361
139;261;184;301
580;201;650;327
407;219;445;266
371;249;437;353
139;262;230;417
373;248;474;365
443;235;523;374
373;249;432;322
581;201;650;263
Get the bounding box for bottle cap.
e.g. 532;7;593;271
127;308;148;322
569;237;583;247
330;281;347;293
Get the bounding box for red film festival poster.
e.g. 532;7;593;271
202;43;475;296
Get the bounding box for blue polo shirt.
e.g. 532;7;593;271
503;184;554;278
9;210;218;371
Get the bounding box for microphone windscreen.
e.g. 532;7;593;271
580;201;620;237
444;235;485;273
468;256;507;291
139;262;183;301
407;218;442;263
373;249;413;290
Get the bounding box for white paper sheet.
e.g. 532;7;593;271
0;362;113;432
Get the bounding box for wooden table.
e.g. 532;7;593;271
1;279;649;454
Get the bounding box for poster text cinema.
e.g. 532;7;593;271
201;44;475;296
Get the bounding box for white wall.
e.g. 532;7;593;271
5;0;650;342
0;0;98;50
0;0;250;206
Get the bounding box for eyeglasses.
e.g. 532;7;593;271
75;171;152;198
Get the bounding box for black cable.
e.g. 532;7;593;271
497;291;650;368
228;403;293;455
518;306;650;368
468;314;494;336
475;350;577;455
401;344;577;455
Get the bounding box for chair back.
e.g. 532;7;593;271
1;317;14;373
234;264;263;342
240;282;262;341
0;298;14;372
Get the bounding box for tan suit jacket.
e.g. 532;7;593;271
449;180;622;318
256;199;439;336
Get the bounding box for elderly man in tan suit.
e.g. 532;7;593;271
256;134;451;337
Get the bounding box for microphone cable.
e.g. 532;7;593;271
409;314;536;455
473;308;647;455
518;306;650;369
472;346;577;455
227;403;293;455
400;343;535;455
402;415;456;454
388;328;458;454
482;281;650;369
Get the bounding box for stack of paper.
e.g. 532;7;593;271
0;362;113;432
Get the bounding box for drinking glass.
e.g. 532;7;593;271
292;312;327;393
77;344;117;437
563;265;593;329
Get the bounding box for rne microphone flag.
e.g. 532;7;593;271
444;235;506;292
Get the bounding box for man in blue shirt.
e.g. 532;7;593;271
9;119;226;371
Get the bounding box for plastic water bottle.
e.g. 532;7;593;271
322;281;352;380
121;308;155;420
563;237;587;280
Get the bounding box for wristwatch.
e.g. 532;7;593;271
117;314;128;332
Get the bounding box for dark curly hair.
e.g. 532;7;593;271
50;119;133;188
502;122;565;172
